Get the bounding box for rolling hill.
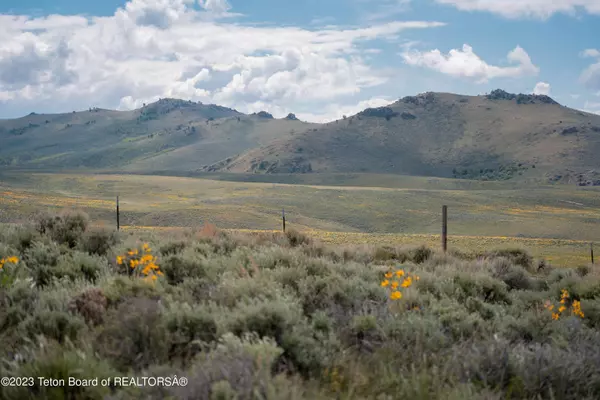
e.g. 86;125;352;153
202;90;600;184
0;98;315;172
2;90;600;184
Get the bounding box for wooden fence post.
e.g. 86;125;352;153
442;205;448;253
116;196;120;231
282;208;286;233
592;243;595;265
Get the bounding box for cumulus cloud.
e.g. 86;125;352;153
0;0;445;121
401;44;539;83
580;48;600;91
533;81;551;95
433;0;600;19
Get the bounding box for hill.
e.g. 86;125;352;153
0;98;316;172
202;90;600;185
2;90;600;184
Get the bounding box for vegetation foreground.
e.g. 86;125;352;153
1;213;600;399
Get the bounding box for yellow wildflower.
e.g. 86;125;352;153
558;306;566;313
390;291;402;300
381;280;390;287
552;313;560;320
391;281;399;290
116;256;123;265
401;277;412;288
395;269;405;277
384;272;393;279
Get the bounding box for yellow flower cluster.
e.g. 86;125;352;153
381;267;419;301
0;256;19;269
116;243;163;282
544;289;584;320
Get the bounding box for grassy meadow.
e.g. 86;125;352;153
1;211;600;399
1;171;599;267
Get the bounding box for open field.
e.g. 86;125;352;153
1;171;599;248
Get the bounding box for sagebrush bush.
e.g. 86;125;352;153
34;211;90;248
78;227;120;256
1;212;599;400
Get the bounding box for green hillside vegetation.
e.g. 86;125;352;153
1;212;599;400
205;90;600;185
0;98;315;173
2;90;600;185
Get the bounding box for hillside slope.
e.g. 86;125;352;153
0;99;316;172
202;90;600;184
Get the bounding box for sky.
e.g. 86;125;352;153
0;0;599;122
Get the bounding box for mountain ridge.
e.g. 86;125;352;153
2;90;600;185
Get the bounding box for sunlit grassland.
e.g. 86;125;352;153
115;226;594;268
0;171;599;267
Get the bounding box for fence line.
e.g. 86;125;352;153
110;197;600;264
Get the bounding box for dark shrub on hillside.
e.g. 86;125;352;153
35;211;90;248
2;225;40;252
95;297;170;372
576;265;591;277
454;334;600;399
78;228;120;256
490;258;534;291
485;248;533;271
285;230;312;247
159;240;187;256
165;305;218;366
68;288;108;327
22;310;86;345
412;245;433;264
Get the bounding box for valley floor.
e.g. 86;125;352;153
1;171;599;267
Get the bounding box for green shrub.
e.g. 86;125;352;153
485;248;533;271
77;227;120;256
95;297;169;371
35;211;89;248
21;309;87;344
453;273;511;304
285;230;312;247
0;339;118;400
164;303;219;365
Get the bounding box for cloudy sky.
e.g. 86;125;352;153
0;0;599;121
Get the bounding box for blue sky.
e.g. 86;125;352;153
0;0;599;121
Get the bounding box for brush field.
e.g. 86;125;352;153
1;212;600;400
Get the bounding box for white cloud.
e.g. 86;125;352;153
580;48;600;91
198;0;232;13
582;49;600;58
401;44;539;83
532;81;551;95
0;0;445;121
433;0;600;19
296;97;394;122
582;101;600;115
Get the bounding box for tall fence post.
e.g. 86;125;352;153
592;243;595;265
116;195;120;231
282;208;286;233
442;205;448;253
